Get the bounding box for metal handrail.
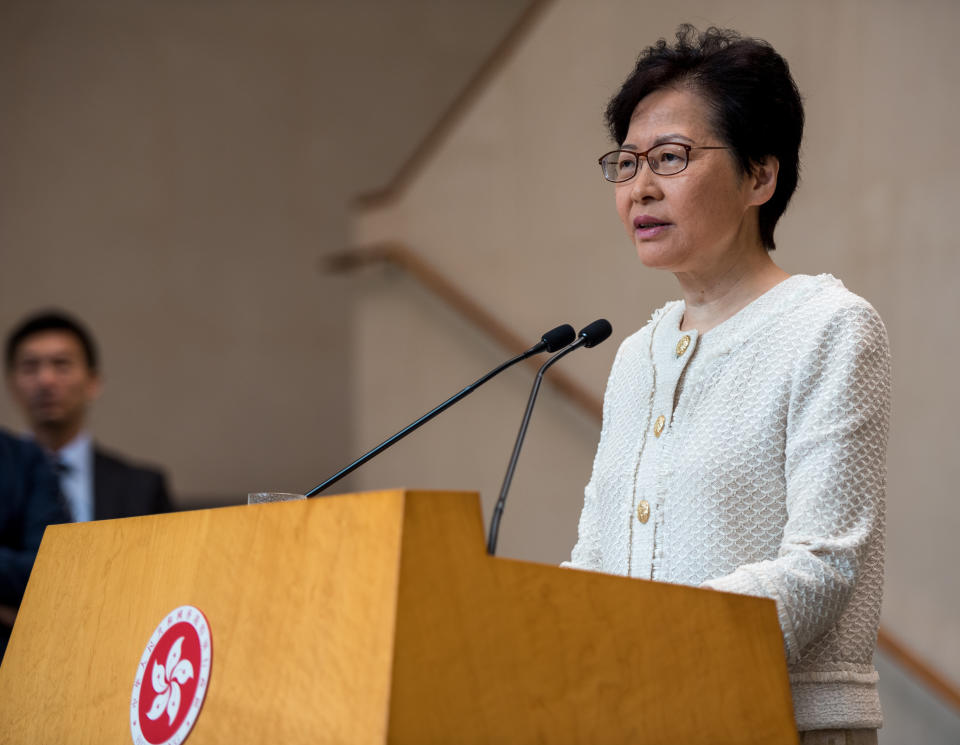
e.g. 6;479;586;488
324;243;601;421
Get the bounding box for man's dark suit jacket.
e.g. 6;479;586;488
0;429;69;660
93;447;172;520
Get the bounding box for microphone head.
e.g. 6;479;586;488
541;324;576;352
578;319;613;348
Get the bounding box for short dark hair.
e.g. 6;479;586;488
5;310;99;372
605;25;804;250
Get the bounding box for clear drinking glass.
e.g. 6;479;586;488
247;492;306;505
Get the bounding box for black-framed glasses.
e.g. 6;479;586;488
598;143;729;182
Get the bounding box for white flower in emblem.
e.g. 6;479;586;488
146;636;194;725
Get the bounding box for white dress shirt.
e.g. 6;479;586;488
55;432;94;523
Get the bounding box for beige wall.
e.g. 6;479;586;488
0;0;529;500
353;0;960;705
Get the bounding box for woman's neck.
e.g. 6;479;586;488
675;250;790;334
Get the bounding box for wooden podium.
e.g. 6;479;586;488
0;489;797;744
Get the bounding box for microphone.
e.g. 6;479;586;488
304;323;576;497
486;319;612;555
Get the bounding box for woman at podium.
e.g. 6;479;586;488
566;25;889;745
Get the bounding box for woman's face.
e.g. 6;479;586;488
615;87;768;275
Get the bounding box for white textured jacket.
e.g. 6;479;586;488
565;274;890;731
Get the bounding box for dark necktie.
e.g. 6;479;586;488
51;458;78;522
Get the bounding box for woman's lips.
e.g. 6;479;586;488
633;215;672;239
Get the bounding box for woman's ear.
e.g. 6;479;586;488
747;155;779;207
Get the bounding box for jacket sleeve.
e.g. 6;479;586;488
0;440;69;606
562;341;632;573
702;302;891;662
563;479;603;571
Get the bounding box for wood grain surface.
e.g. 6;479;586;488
0;491;406;744
0;490;797;744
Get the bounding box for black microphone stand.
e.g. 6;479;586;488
486;345;580;554
486;319;611;555
304;325;574;498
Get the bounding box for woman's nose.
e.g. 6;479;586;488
630;165;662;201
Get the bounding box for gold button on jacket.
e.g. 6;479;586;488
637;500;650;524
676;334;691;356
654;414;666;437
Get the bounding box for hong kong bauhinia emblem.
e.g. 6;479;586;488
130;606;212;745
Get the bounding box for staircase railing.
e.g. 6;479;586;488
325;242;602;420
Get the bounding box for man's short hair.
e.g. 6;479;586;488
5;310;99;372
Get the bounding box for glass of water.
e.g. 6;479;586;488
247;492;306;505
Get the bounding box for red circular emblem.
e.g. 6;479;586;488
130;606;212;745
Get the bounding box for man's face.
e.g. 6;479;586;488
6;331;100;432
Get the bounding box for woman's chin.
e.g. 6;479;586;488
634;243;683;271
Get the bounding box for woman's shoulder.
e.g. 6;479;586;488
783;273;877;312
785;274;886;337
776;276;890;381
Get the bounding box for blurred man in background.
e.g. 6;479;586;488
4;310;173;522
0;427;69;661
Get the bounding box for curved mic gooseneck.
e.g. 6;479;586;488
486;319;612;555
304;323;576;497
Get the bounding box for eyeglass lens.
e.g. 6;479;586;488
601;143;690;181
